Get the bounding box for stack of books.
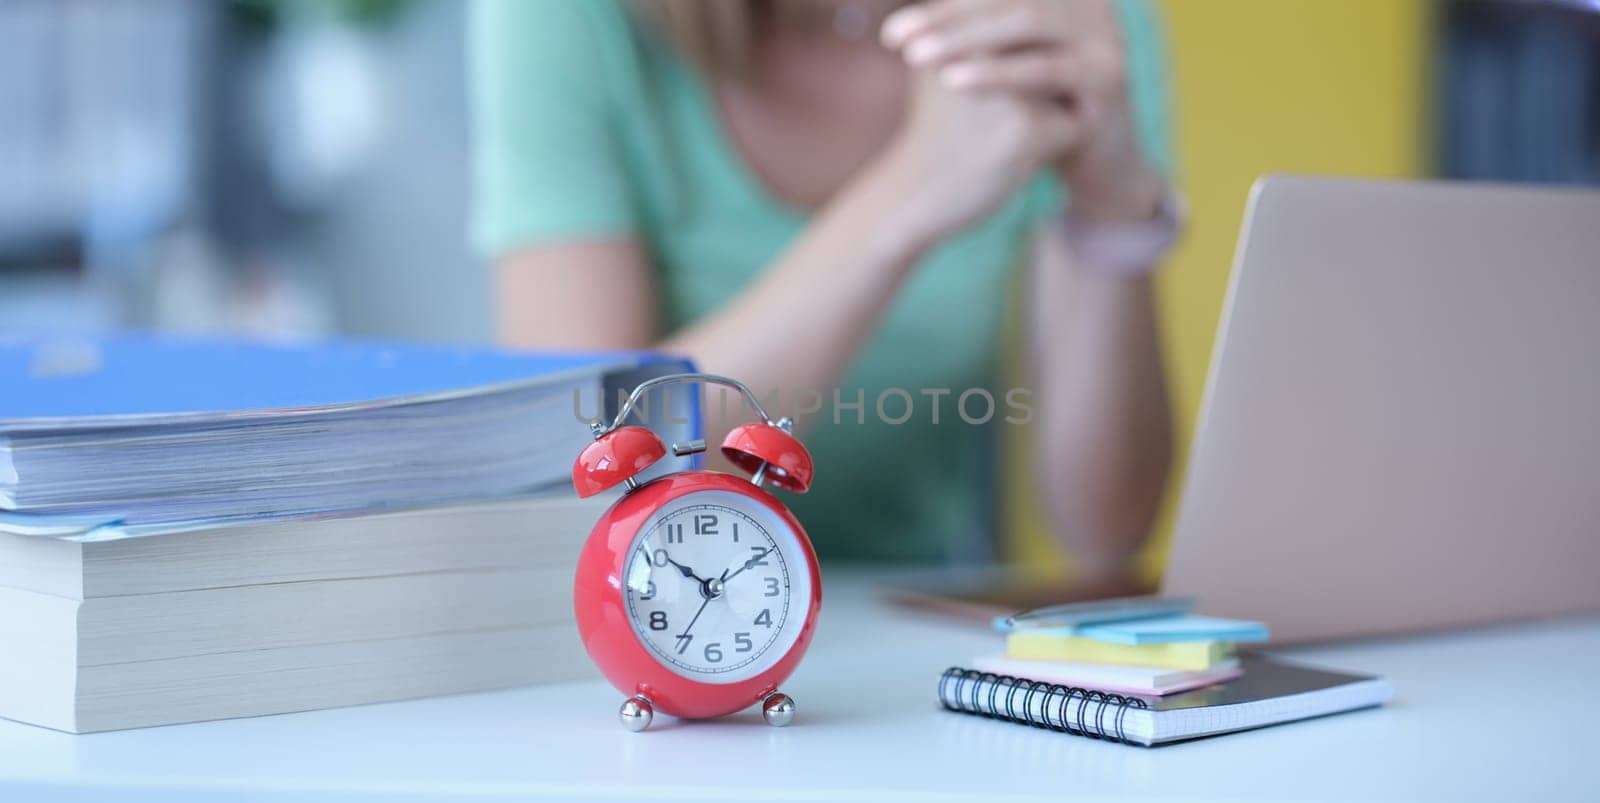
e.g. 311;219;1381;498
976;613;1269;696
0;335;696;733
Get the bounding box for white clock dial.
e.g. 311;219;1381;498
623;489;813;684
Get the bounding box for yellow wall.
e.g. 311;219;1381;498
1003;0;1433;581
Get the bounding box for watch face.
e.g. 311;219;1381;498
622;489;813;684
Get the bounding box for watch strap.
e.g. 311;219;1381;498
1061;188;1185;278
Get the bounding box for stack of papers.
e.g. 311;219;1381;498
1;335;692;527
979;610;1269;695
946;598;1390;745
0;334;699;732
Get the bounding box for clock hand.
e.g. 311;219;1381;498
663;556;710;584
675;569;729;645
676;596;713;642
720;546;774;585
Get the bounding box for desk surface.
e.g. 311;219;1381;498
1;573;1595;803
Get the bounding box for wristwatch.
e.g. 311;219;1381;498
1061;187;1186;278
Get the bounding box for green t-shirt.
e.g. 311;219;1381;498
471;0;1171;563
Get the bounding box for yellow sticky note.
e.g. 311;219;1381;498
1006;632;1232;671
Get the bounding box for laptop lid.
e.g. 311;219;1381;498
1163;176;1600;643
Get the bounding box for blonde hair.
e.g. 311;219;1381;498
632;0;772;77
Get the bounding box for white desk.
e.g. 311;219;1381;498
1;574;1595;802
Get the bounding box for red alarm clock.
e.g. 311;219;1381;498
571;373;821;732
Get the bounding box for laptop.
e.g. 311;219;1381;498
1163;176;1600;643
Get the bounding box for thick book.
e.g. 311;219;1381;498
938;655;1392;746
0;494;604;598
0;493;610;733
0;334;695;527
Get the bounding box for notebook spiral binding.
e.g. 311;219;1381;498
938;667;1150;744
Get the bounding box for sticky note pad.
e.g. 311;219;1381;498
1075;615;1269;646
1006;631;1232;670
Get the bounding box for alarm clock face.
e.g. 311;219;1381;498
622;489;814;684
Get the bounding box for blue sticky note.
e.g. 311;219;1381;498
1075;615;1269;645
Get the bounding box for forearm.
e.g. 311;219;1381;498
660;154;936;426
1029;226;1173;578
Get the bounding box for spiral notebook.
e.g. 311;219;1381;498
938;655;1391;746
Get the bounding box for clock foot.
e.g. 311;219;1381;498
761;692;795;727
619;696;654;732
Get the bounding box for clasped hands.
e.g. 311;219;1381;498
880;0;1165;227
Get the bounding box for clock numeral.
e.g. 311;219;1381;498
764;577;781;597
754;609;772;628
637;580;656;601
665;524;684;545
649;611;668;631
731;522;740;543
704;642;723;663
748;546;769;567
675;634;693;654
734;632;753;653
693;513;718;536
651;548;670;568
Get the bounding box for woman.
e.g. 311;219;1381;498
472;0;1176;578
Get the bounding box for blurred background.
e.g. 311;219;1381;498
2;0;1595;577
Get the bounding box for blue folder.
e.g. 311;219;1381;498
0;333;699;535
0;333;681;423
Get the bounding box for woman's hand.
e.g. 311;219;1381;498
882;0;1165;223
873;68;1076;243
